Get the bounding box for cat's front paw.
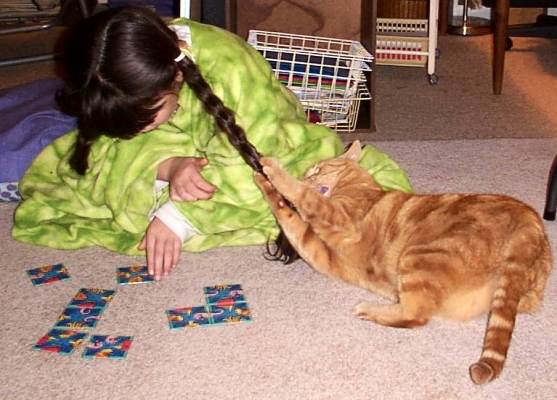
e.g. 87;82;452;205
261;157;298;199
260;157;283;181
254;173;286;209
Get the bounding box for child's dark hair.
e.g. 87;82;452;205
58;6;298;262
58;6;262;174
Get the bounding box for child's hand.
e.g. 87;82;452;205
138;217;181;280
159;157;216;202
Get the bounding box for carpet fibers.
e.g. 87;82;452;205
1;138;556;400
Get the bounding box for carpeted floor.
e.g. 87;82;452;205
1;9;557;400
1;138;556;400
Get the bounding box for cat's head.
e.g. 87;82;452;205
303;141;362;197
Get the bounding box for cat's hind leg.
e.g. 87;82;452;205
353;281;439;328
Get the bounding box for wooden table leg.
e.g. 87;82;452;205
438;0;449;35
224;0;237;33
493;0;510;95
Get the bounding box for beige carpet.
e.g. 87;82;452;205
1;138;556;400
1;14;557;400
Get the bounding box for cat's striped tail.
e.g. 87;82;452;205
469;276;521;385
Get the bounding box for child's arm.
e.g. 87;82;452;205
138;156;215;280
138;216;182;281
157;156;215;201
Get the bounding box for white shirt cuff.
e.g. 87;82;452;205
152;201;199;243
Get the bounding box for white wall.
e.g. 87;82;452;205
179;0;190;18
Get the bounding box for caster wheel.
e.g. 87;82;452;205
506;37;513;51
427;74;439;85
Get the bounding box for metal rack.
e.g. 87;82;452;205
376;0;439;84
247;30;374;133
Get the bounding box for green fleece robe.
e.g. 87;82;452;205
12;19;412;255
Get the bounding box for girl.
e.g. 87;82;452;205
11;6;412;280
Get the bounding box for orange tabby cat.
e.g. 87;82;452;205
255;141;552;385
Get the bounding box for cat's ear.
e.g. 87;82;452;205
342;140;362;161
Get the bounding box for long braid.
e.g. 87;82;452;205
69;124;98;175
177;55;299;263
177;56;263;173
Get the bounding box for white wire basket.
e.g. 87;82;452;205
248;30;374;132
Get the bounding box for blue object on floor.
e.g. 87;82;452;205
0;182;21;203
0;79;77;183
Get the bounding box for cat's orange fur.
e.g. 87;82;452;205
255;141;552;385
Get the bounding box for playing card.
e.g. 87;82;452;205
82;335;133;359
33;329;88;355
26;263;70;286
116;265;154;285
204;284;246;306
54;306;103;330
166;306;211;329
208;303;252;325
68;288;116;309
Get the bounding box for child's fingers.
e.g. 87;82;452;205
170;186;197;202
162;241;173;277
154;241;165;280
172;182;214;202
196;158;209;167
172;240;180;269
191;173;216;193
146;236;156;276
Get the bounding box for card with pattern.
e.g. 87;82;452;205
33;329;88;355
82;335;133;359
204;284;246;306
26;263;70;286
68;288;116;309
116;265;154;285
54;306;103;330
208;303;252;325
166;306;211;329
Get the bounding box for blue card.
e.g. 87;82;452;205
208;303;252;325
204;284;246;306
82;335;133;359
26;263;70;286
68;288;116;309
116;265;155;285
33;329;88;355
166;306;211;329
54;306;103;330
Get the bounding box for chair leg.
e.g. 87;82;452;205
493;0;510;95
543;155;557;221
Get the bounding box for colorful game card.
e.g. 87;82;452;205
116;265;154;285
82;335;133;359
26;263;70;286
33;329;88;355
166;306;211;329
68;288;116;309
208;303;252;325
54;306;103;330
204;284;246;306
